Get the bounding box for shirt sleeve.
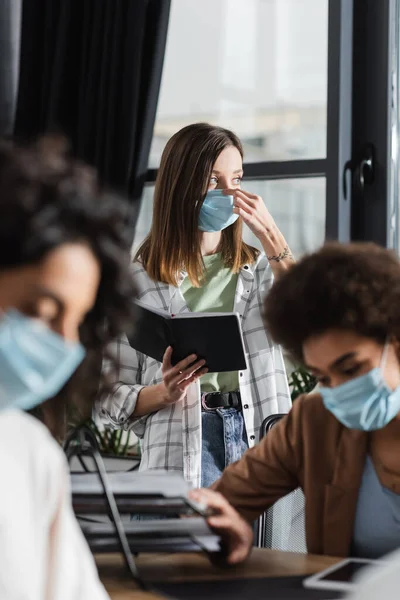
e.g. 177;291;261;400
213;397;304;523
259;254;275;291
96;334;149;438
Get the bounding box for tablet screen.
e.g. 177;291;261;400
319;560;371;583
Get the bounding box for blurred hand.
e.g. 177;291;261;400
188;488;253;565
161;346;208;405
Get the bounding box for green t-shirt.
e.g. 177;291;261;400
180;252;239;393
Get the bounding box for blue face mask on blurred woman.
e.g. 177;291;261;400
0;309;85;412
198;189;239;232
320;343;400;431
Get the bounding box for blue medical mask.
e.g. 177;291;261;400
0;309;85;412
198;189;239;232
320;344;400;430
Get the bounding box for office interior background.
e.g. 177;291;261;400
0;1;399;589
136;0;328;257
0;0;397;457
1;0;398;257
136;0;400;259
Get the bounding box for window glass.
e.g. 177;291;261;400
242;178;325;257
149;0;328;167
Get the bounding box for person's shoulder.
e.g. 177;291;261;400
130;259;147;278
246;252;274;288
289;392;341;432
0;410;65;464
0;409;53;440
130;260;156;288
130;260;164;286
293;391;324;410
0;410;68;510
130;260;171;304
254;252;268;268
250;252;271;275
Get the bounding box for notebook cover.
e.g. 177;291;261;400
128;303;247;373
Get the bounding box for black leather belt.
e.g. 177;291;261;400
201;391;242;411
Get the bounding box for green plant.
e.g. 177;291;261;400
288;365;317;401
83;418;140;457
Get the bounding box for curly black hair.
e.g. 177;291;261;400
263;242;400;364
0;136;136;437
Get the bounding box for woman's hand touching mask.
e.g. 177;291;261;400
227;188;295;276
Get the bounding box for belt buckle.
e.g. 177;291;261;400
201;393;217;411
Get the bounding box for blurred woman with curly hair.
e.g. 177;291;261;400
0;136;135;599
189;243;400;565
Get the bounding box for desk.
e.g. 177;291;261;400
96;549;340;600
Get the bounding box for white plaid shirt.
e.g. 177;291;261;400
97;254;291;487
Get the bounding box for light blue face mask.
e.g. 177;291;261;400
198;189;239;232
0;309;85;412
320;344;400;430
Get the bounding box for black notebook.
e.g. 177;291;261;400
128;300;247;373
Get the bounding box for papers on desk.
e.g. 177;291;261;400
80;517;221;555
71;469;222;555
71;469;190;496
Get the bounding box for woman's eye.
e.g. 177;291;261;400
35;312;58;328
209;176;218;185
317;376;330;387
23;308;55;327
34;299;59;324
342;365;361;377
233;177;242;185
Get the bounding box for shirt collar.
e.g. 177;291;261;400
177;270;188;286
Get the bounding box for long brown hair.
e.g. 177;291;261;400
135;123;259;286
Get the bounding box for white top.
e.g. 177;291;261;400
0;410;108;600
98;255;292;487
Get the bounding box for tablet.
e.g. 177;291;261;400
303;558;383;592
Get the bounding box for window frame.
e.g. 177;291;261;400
351;0;397;248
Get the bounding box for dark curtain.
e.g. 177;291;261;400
0;0;22;135
14;0;171;227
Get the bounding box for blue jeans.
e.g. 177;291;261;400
131;408;248;519
201;408;248;488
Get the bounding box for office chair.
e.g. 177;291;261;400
255;414;307;553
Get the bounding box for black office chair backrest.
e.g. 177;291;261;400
260;413;287;438
255;413;307;553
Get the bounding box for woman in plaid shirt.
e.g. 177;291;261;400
98;123;294;488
